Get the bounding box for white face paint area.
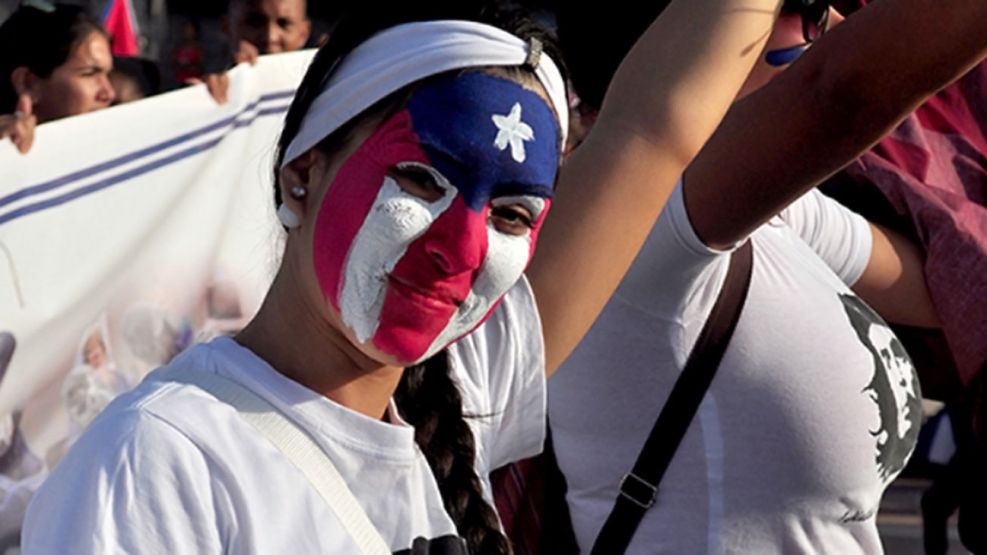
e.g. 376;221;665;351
339;172;455;343
423;197;544;359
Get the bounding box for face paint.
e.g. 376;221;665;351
312;72;560;364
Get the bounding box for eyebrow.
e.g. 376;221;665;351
72;62;111;73
421;145;469;176
495;181;555;199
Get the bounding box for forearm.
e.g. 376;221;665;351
600;0;784;163
687;0;987;248
531;0;782;375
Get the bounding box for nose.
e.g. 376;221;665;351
422;204;487;276
267;23;282;52
98;74;116;106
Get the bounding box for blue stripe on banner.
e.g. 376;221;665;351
0;103;291;227
0;90;295;210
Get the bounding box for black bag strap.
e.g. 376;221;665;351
591;241;754;555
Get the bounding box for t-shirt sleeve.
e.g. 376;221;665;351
22;408;229;554
445;275;546;474
614;180;733;321
778;189;873;285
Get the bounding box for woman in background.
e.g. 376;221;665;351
549;0;987;552
0;3;115;153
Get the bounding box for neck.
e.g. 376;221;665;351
235;254;403;420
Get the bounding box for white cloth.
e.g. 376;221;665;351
283;20;569;165
549;184;922;554
22;278;546;554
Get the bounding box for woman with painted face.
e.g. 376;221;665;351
21;1;786;553
0;3;115;154
549;0;987;552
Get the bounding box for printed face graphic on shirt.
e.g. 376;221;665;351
312;72;560;365
839;294;922;483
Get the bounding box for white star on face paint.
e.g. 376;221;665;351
492;102;534;163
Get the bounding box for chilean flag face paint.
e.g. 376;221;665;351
312;72;560;364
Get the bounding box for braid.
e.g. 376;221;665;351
395;352;512;555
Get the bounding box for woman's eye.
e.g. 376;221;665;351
391;165;444;202
490;205;534;236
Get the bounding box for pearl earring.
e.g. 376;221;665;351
276;203;301;229
290;186;307;200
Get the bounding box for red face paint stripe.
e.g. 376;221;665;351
373;198;489;362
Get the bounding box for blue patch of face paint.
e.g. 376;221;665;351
405;72;561;213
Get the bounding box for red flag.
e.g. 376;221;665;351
102;0;139;56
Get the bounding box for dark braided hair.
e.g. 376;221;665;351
395;352;510;555
272;3;564;554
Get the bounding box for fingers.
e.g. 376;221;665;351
204;73;230;104
1;109;37;154
189;73;230;105
12;110;37;153
16;93;33;118
234;40;259;65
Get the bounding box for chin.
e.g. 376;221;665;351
350;340;424;368
371;322;455;367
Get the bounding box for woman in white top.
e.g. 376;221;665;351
550;0;987;552
21;1;788;553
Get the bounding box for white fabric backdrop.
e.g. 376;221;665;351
0;52;312;534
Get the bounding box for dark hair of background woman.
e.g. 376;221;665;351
0;3;108;112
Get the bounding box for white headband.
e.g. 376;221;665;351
282;20;569;167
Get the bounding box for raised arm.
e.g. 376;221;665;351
685;0;987;250
528;0;783;375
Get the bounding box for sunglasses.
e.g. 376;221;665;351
766;0;831;66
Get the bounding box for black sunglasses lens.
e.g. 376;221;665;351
803;5;830;42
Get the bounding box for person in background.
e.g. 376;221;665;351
228;0;312;63
172;20;205;84
818;1;987;550
0;3;114;153
548;0;987;552
194;0;320;104
108;56;162;104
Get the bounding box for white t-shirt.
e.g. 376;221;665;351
549;184;922;554
23;279;546;554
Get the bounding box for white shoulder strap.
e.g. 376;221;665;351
169;368;391;555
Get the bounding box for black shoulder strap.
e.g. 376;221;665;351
590;241;754;555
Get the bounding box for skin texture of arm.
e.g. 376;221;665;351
528;0;784;376
855;223;940;328
684;0;987;250
682;0;987;330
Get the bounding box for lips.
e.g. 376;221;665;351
387;275;465;309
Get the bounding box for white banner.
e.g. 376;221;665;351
0;51;312;546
